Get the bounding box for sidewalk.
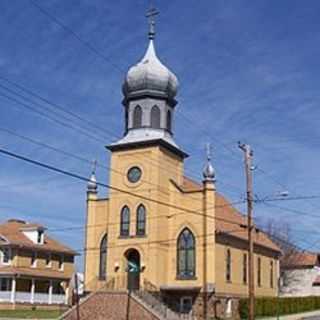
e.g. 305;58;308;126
259;309;320;320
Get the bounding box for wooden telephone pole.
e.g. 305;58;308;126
239;143;255;320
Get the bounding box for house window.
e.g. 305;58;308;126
99;234;107;280
180;296;193;314
167;110;172;132
226;249;231;282
257;257;262;287
270;260;274;288
59;255;64;271
136;204;146;236
31;252;37;268
37;230;44;244
133;105;142;128
0;278;11;291
46;254;51;267
243;253;247;284
1;248;11;264
120;206;130;236
177;228;195;278
151;105;161;129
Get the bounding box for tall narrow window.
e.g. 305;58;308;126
120;206;130;236
226;249;231;282
99;234;107;280
243;253;247;284
151;105;161;129
270;260;274;288
2;248;11;264
125;108;129;132
133;105;142;128
177;228;195;278
136;204;146;236
257;257;262;287
167;110;172;132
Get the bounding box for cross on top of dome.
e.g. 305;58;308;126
145;5;159;40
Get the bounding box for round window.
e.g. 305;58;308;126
127;166;142;183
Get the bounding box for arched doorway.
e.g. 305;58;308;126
125;249;140;291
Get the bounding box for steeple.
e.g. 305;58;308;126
87;160;98;195
203;144;216;182
108;6;187;159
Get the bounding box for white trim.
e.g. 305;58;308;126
10;278;16;303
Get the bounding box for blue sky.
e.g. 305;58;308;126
1;0;320;270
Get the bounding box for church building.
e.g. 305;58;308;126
83;10;281;318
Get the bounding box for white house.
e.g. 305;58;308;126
280;251;320;297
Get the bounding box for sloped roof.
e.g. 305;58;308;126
0;266;70;280
0;220;77;255
282;251;319;268
175;177;280;253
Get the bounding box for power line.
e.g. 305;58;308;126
28;0;125;74
0;147;247;225
0;91;106;144
0;75;119;140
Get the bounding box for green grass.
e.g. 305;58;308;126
0;309;64;319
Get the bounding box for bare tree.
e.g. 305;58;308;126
262;219;302;294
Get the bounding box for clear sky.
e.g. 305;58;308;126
1;0;320;270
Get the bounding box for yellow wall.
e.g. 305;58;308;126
215;240;278;297
13;249;74;279
84;144;279;297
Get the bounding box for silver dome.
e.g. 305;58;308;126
122;40;179;100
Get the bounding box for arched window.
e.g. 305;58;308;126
166;110;172;132
136;204;146;236
151;105;161;129
99;234;107;280
270;260;274;288
257;257;262;287
125;108;129;133
226;249;231;282
120;206;130;236
133;105;142;128
177;228;195;278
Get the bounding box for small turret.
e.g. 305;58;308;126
203;143;216;182
87;160;98;199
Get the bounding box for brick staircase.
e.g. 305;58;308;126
132;289;193;320
60;278;194;320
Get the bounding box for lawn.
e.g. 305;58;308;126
0;309;64;319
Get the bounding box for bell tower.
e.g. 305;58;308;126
104;6;188;291
108;6;186;159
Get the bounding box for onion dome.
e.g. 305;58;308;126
203;161;215;181
87;161;98;193
87;172;97;193
203;144;216;182
122;39;179;100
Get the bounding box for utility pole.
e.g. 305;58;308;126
239;142;255;320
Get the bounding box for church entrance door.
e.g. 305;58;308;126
126;249;140;291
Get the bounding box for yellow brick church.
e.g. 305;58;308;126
83;11;281;319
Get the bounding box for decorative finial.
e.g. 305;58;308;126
146;2;159;40
203;143;216;182
87;160;98;193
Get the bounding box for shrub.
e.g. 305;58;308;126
238;296;320;319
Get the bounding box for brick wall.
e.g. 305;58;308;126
61;291;161;320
